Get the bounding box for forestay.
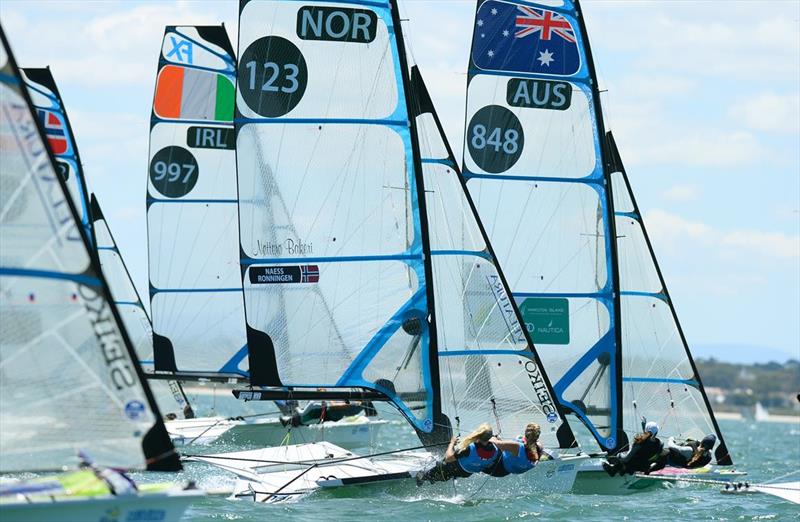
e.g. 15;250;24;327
91;195;189;419
461;0;625;451
235;0;437;433
607;132;732;464
0;26;179;472
409;65;574;448
147;26;248;379
22;67;92;242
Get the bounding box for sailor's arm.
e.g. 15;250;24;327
444;436;459;463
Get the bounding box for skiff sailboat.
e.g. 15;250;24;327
458;0;742;492
0;24;202;522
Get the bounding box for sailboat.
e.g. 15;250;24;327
189;0;586;502
146;24;386;447
459;0;741;492
0;24;201;521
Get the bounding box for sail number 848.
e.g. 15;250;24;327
471;124;520;154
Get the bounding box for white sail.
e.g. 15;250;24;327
146;25;247;379
22;67;92;242
235;0;437;433
607;131;732;464
0;26;179;472
461;0;623;451
91;194;189;419
410;65;573;448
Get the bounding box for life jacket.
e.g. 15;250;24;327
457;442;500;473
500;440;538;474
624;436;663;472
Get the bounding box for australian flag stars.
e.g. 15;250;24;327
471;0;581;77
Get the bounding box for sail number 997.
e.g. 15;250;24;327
239;36;308;118
467;105;524;174
149;146;199;198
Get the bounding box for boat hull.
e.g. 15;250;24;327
572;458;746;494
195;442;587;502
0;489;202;522
168;415;388;448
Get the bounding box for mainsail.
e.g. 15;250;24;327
146;25;247;379
0;25;179;472
409;65;574;448
21;67;92;242
607;132;732;464
91;194;190;418
461;0;625;451
233;0;573;444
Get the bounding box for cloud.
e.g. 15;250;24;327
662;184;699;202
645;209;800;260
630;130;764;167
732;92;800;134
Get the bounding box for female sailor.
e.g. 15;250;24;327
416;423;501;484
486;423;544;477
602;421;664;476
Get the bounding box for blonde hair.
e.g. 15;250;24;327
456;423;493;451
524;423;541;448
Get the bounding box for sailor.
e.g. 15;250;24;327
602;421;663;476
416;423;501;484
279;400;365;427
486;423;544;477
664;434;716;469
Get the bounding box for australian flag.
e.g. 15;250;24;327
472;0;581;76
36;109;70;156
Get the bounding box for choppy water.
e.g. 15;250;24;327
137;394;800;522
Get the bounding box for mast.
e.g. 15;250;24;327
606;132;732;465
391;1;446;446
573;0;626;452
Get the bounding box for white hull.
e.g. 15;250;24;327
192;442;587;503
168;415;387;448
0;488;202;522
573;458;746;495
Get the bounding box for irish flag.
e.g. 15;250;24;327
154;65;234;121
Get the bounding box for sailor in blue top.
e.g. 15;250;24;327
416;423;501;485
486;423;543;477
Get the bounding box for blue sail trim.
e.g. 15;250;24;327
150;117;234;126
464;171;604;185
0;71;20;84
0;267;100;287
621;290;668;301
97;246;117;252
218;344;250;376
514;291;609;299
114;301;142;307
147;198;238;204
623;377;698;386
150;287;241;295
421;158;457;167
235;117;406;126
553;328;619;450
439;349;529;357
615;211;639;219
431;249;492;260
242;253;421;265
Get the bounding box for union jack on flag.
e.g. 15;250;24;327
515;6;576;42
300;265;320;283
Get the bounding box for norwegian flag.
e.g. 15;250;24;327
515;6;576;42
36;109;69;155
300;265;320;283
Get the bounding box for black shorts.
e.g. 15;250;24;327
418;460;472;484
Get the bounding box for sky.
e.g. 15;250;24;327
1;0;798;363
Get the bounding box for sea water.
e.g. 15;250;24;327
136;393;800;521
